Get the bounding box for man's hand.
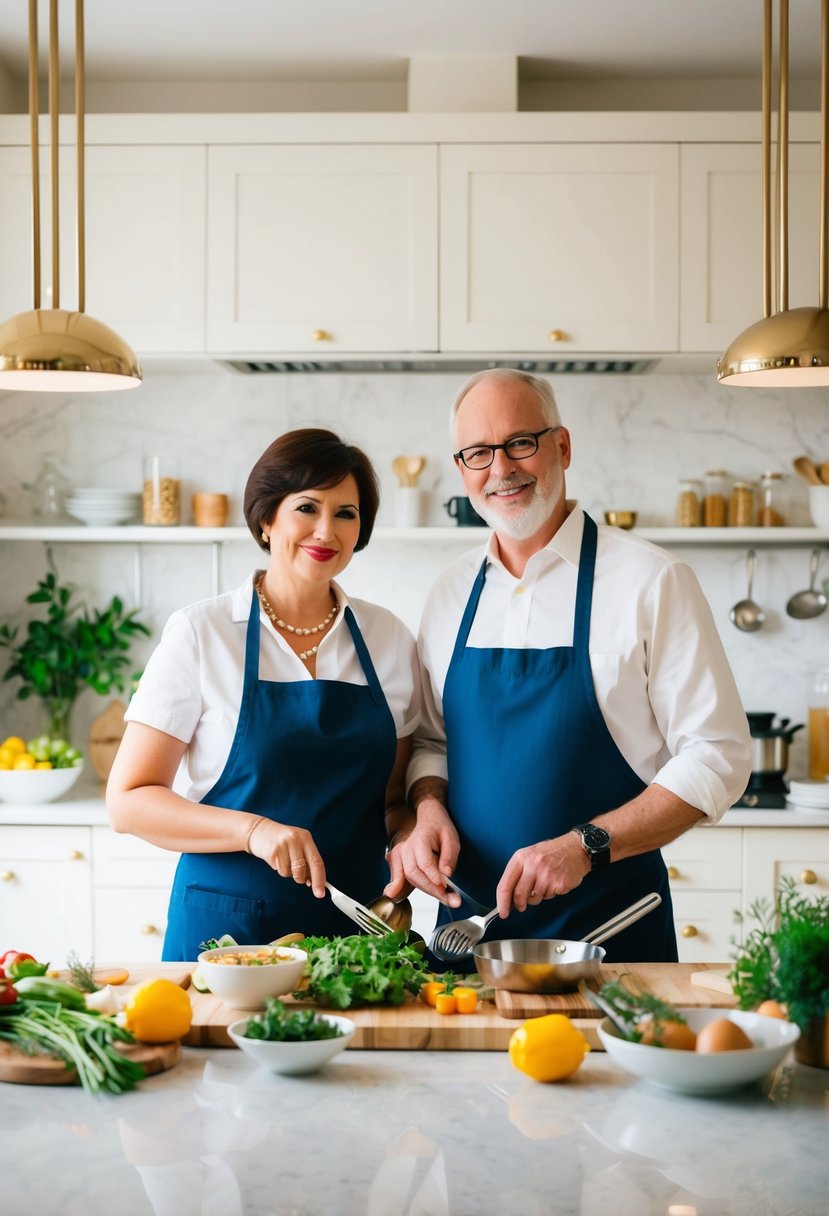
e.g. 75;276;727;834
496;832;590;917
384;796;462;906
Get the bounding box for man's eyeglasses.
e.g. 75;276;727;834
453;427;559;471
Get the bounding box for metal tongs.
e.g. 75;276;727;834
325;882;392;937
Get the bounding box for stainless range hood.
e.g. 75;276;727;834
219;355;705;375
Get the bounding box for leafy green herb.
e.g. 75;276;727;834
243;998;343;1042
295;931;427;1010
730;876;829;1032
65;952;100;994
597;974;688;1041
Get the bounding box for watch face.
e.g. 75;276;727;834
581;824;611;851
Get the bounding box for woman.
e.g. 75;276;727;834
107;429;420;960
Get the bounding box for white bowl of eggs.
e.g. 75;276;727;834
597;1007;800;1095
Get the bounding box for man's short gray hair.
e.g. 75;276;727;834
449;368;562;440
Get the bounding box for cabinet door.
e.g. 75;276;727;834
0;145;207;354
207;145;438;353
0;826;92;967
742;828;829;915
440;143;679;352
92;827;179;962
680;143;821;352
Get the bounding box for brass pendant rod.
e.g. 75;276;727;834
762;0;772;317
48;0;59;310
816;0;821;308
778;0;790;314
75;0;85;314
27;0;41;310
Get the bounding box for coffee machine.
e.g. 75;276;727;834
735;712;805;808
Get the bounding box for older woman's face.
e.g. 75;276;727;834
268;474;362;582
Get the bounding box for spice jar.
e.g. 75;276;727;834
728;480;755;528
676;479;702;527
142;455;181;526
758;471;786;527
703;470;728;527
808;668;829;780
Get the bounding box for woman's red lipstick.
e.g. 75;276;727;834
302;545;338;562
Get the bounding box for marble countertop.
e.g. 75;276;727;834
1;1045;826;1216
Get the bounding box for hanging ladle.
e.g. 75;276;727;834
730;549;765;632
786;548;828;619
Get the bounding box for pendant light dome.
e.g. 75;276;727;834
0;0;141;392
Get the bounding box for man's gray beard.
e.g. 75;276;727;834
472;469;563;540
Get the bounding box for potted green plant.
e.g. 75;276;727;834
0;556;150;748
729;875;829;1068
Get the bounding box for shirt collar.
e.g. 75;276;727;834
485;500;584;573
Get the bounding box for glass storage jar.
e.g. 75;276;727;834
142;455;181;526
758;471;786;527
703;470;728;527
728;480;755;527
808;668;829;779
676;479;702;526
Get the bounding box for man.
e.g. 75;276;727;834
384;368;752;961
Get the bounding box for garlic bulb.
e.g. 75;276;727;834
84;985;122;1015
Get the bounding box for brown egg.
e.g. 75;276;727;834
637;1018;697;1051
695;1018;754;1053
755;999;788;1020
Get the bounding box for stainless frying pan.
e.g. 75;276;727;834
472;891;662;994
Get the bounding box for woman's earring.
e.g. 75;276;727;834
261;530;269;546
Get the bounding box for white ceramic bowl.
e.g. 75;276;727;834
196;945;307;1009
0;763;83;804
228;1013;356;1074
808;484;829;529
597;1007;800;1095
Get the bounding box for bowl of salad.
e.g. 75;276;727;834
196;945;307;1009
228;999;356;1074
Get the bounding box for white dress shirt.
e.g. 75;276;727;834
127;573;420;802
410;504;752;823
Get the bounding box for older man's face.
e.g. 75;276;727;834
454;379;571;541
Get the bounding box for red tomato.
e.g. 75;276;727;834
0;952;34;973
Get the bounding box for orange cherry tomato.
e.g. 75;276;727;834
435;992;457;1015
453;986;478;1014
421;981;445;1007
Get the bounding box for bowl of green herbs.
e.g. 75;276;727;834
228;998;355;1075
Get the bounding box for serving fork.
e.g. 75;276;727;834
325;882;392;937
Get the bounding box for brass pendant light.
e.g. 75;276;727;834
718;0;829;386
0;0;141;392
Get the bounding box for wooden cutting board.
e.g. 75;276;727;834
182;962;736;1051
494;963;738;1020
0;963;192;1086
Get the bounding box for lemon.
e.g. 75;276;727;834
1;736;27;755
123;978;192;1043
34;760;54;770
508;1013;590;1082
12;753;37;771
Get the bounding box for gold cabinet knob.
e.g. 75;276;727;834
311;329;332;342
67;850;84;861
1;870;15;882
681;924;699;938
667;865;679;880
800;869;818;885
548;329;569;343
141;924;159;936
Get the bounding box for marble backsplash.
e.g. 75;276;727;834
1;368;828;780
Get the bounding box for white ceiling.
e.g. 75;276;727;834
0;0;823;84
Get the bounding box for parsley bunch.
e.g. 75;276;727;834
294;931;427;1009
243;999;343;1042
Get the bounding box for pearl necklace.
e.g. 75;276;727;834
255;576;339;661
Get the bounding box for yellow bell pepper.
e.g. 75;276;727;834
508;1013;590;1082
123;978;192;1043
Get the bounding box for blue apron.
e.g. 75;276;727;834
439;512;677;963
163;589;397;960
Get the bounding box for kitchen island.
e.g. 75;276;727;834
2;1043;826;1216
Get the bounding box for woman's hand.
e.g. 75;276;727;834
248;818;327;898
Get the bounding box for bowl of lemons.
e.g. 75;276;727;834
0;734;84;803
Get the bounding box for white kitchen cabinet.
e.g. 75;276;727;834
663;828;742;962
439;143;679;353
0;825;93;967
680;143;821;352
207;144;438;354
0;144;207;354
92;827;179;962
742;827;829;915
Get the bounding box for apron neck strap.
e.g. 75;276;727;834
450;557;489;661
244;578;262;688
573;512;598;651
343;606;386;705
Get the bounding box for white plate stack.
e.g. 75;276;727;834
65;487;142;527
786;778;829;812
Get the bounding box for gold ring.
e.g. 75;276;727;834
290;861;307;870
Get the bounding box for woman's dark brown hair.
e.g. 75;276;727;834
244;428;380;552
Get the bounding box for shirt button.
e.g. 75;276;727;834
514;586;526;595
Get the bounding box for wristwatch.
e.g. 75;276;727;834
570;822;612;869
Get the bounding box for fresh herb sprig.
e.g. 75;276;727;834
243;998;343;1042
295;931;427;1009
65;951;100;994
597;974;688;1041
